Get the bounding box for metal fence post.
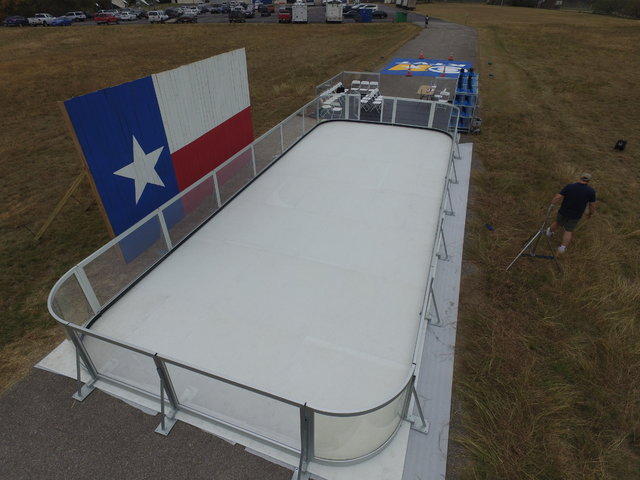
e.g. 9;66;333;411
449;155;459;185
73;266;101;316
157;211;173;251
295;404;312;480
444;184;455;216
280;124;284;153
391;98;398;124
427;278;442;326
427;102;436;128
212;172;222;208
344;93;349;120
437;218;450;261
407;377;429;434
153;355;179;435
66;326;98;401
251;145;257;177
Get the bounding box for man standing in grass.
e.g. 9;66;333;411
546;173;596;253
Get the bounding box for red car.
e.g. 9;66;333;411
277;7;291;23
94;12;119;25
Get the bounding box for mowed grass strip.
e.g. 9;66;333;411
415;5;640;479
0;23;419;392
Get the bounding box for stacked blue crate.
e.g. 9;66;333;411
449;70;479;133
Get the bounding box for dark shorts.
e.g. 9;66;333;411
556;213;579;232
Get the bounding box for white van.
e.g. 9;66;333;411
148;10;169;23
65;11;87;21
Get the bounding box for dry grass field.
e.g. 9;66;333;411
0;23;418;391
415;4;640;479
1;7;639;480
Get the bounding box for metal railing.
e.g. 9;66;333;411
48;92;461;478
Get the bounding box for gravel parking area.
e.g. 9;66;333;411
68;5;425;26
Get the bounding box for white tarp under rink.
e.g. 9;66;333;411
46;120;456;479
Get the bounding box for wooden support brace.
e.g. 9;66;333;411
35;172;86;240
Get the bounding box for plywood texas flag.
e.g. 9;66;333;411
63;49;253;236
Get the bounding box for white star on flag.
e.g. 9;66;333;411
114;136;165;204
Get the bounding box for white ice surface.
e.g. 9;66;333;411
88;121;452;412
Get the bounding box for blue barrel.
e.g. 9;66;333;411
358;8;373;22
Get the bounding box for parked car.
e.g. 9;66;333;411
3;15;29;26
165;13;198;23
28;13;55;26
115;10;137;21
65;11;87;22
181;6;199;16
349;4;383;20
165;7;183;18
130;9;147;18
148;10;169;23
277;6;292;23
258;5;271;16
244;6;255;18
343;5;361;17
51;16;73;26
228;7;246;22
212;3;230;13
94;12;119;25
342;3;356;13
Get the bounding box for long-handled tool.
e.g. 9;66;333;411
506;204;561;272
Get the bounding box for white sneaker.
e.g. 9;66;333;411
545;227;554;237
557;245;567;254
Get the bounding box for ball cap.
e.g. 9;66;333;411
580;173;592;181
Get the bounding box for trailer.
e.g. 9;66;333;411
405;0;416;9
325;0;343;23
292;1;308;23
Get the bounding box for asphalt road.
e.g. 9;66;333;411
0;368;292;480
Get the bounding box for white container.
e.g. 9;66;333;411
325;1;343;22
292;1;308;22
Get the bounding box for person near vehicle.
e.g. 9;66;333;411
546;173;596;253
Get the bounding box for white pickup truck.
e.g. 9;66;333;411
28;13;55;26
148;10;169;23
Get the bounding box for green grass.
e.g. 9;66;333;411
0;22;419;390
417;4;640;479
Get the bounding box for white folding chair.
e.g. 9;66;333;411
369;81;379;91
320;104;333;118
363;92;376;112
372;97;383;113
359;80;370;94
351;80;361;91
331;106;343;119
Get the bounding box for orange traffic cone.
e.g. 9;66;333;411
406;67;412;77
419;50;424;59
441;65;446;77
